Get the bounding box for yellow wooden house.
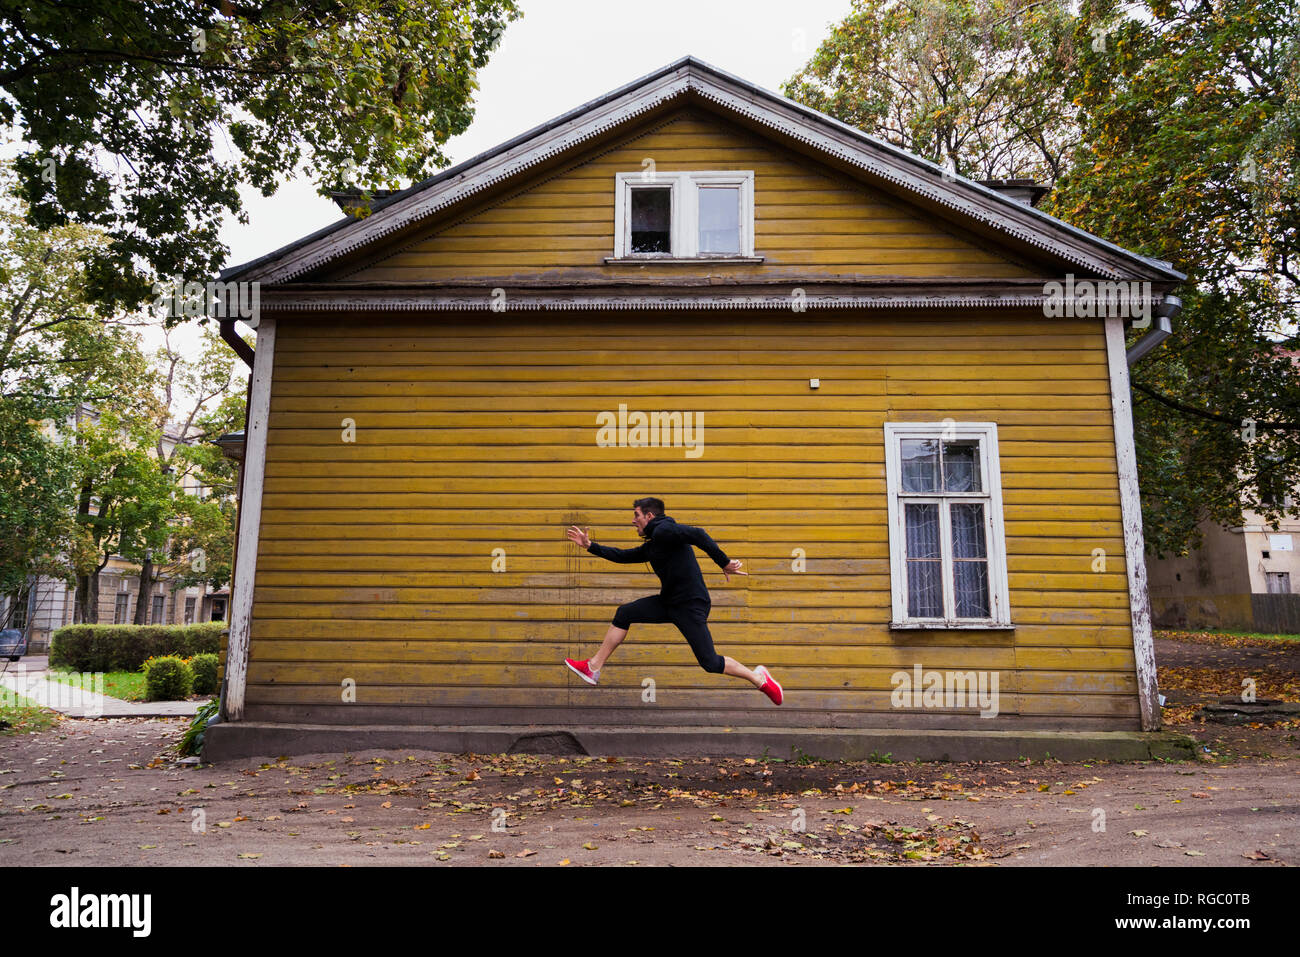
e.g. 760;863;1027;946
205;58;1192;762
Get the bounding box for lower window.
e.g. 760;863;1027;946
884;422;1011;627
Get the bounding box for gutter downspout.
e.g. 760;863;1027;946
1127;294;1181;365
220;318;255;369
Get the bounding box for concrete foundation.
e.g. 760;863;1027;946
203;721;1198;764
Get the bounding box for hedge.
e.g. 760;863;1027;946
50;623;223;673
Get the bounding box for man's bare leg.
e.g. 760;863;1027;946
723;656;766;688
588;624;628;673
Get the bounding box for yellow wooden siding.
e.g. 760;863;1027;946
244;311;1139;730
337;112;1038;283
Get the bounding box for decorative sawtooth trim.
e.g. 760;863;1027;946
267;76;694;284
685;79;1116;278
258;292;1159;312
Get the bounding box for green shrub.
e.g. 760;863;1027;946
50;622;222;672
143;656;194;701
189;653;220;695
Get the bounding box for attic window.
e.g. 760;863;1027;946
612;171;758;261
630;188;672;253
699;186;741;253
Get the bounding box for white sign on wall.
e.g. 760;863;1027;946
1268;534;1293;552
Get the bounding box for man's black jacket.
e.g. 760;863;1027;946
586;514;729;604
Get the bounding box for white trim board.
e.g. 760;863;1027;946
1105;316;1160;731
223;317;276;722
613;169;755;258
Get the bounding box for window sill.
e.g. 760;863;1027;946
890;621;1016;631
604;255;764;264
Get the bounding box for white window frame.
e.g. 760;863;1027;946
883;422;1012;628
612;170;756;260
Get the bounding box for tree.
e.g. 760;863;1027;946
162;388;246;597
1047;0;1300;556
2;0;522;314
129;322;246;620
0;398;77;614
0;155;156;607
69;408;172;623
783;0;1080;182
784;0;1300;556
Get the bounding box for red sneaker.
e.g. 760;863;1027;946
564;658;600;685
754;666;783;705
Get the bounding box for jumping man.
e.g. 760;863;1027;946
563;497;783;704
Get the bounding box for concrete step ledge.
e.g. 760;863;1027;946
203;721;1198;763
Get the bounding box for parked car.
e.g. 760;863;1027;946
0;629;27;661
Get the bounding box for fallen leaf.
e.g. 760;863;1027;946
582;842;598;850
515;849;537;858
237;853;262;859
488;850;505;859
1129;829;1148;837
1185;850;1205;857
1242;850;1271;861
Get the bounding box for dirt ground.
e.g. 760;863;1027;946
1;635;1295;867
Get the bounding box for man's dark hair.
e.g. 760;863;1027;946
632;497;665;517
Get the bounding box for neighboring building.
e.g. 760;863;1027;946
0;403;232;652
204;58;1188;762
1146;500;1300;633
1147;346;1300;633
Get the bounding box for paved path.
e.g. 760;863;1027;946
0;657;201;718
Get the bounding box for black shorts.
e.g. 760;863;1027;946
611;594;726;674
